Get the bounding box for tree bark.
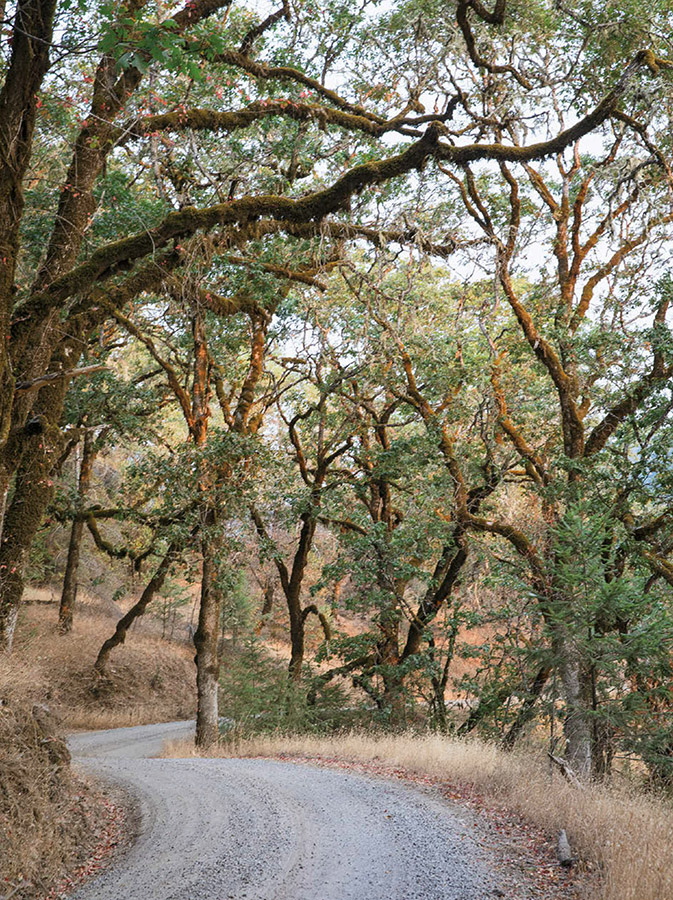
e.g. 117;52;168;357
288;591;306;683
0;428;62;650
0;0;57;448
556;632;593;779
190;306;223;749
194;532;221;748
400;537;468;661
94;541;179;675
254;498;320;683
0;329;94;649
58;429;96;633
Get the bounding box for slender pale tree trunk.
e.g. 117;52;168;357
194;529;221;748
59;429;95;632
556;630;593;778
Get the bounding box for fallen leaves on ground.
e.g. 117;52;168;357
263;752;596;900
41;786;126;900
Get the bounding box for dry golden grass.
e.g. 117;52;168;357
0;690;95;897
7;601;196;729
165;731;673;900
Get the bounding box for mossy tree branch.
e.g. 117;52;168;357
14;53;658;333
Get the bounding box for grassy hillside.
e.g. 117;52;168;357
0;591;196;898
10;589;196;730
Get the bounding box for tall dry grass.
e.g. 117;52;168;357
165;731;673;900
0;688;95;897
6;602;195;729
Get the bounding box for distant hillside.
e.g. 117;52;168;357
9;588;196;730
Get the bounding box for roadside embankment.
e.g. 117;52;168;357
0;596;196;899
0;694;104;899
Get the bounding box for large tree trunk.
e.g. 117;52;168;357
0;0;57;448
556;628;592;779
194;533;221;748
58;429;96;633
94;542;178;676
288;594;305;683
0;430;62;650
0;338;84;650
0;9;147;650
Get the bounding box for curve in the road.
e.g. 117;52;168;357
69;722;500;900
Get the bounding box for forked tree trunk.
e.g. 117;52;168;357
400;537;468;661
59;429;95;633
500;664;552;750
270;504;320;684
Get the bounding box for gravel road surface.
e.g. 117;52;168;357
68;722;500;900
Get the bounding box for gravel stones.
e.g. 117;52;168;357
69;725;498;900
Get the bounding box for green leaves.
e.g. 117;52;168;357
98;12;190;77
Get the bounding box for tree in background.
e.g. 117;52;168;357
2;0;673;776
1;0;667;648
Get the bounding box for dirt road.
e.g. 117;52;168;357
68;722;500;900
